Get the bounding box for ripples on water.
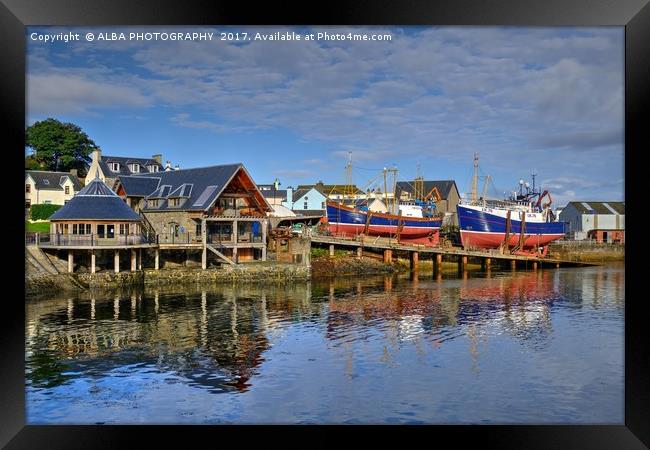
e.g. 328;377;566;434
26;264;624;424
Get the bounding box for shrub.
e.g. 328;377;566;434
30;204;61;220
311;247;329;258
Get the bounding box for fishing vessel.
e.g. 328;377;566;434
457;154;565;254
326;200;442;241
325;156;442;244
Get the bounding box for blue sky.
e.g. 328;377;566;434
26;26;624;207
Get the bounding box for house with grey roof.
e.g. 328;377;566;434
281;186;327;216
116;163;272;264
25;170;83;210
84;149;169;189
559;201;625;242
395;180;461;226
257;183;288;206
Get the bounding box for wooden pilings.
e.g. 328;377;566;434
90;251;96;274
410;251;419;271
114;250;120;273
383;249;393;263
155;249;160;270
329;244;335;257
357;247;363;259
131;249;137;272
68;250;74;273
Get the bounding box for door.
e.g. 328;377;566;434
107;224;115;239
97;224;105;238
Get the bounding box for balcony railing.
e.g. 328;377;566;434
34;233;153;247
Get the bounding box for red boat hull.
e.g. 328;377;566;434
460;230;565;249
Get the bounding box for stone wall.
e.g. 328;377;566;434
143;211;200;236
26;262;310;297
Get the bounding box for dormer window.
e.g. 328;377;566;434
128;163;140;173
110;162;120;172
149;199;159;207
169;198;181;207
147;165;159;173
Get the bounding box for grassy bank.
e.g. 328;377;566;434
26;221;50;233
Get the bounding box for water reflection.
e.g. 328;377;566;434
26;264;624;424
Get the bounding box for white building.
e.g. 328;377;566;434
558;201;625;240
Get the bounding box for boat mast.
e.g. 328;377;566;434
471;153;479;204
345;151;353;202
384;167;389;208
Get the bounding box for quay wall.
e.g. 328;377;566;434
548;242;624;262
26;261;310;298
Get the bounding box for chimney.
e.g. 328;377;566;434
92;148;102;163
69;169;78;178
152;154;162;164
165;161;172;171
286;186;293;206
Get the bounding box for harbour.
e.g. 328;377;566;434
25;264;624;424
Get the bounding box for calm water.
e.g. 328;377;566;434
26;264;624;424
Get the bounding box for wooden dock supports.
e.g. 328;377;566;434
410;251;419;271
357;247;363;259
155;249;160;270
532;261;538;271
131;249;137;272
433;253;442;276
114;250;120;273
383;249;393;263
68;250;74;273
90;250;96;274
511;260;516;271
329;244;335;257
459;255;468;272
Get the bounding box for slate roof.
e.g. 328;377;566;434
116;176;161;197
566;201;625;215
99;155;163;178
257;184;288;201
26;170;83;191
50;178;142;221
395;180;458;200
298;184;364;196
121;163;270;212
292;209;325;216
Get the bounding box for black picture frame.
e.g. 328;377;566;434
3;0;648;448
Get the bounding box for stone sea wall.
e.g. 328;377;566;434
26;263;310;298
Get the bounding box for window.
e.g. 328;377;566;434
26;184;30;193
196;223;202;236
304;202;308;209
25;199;31;209
110;162;120;172
148;165;159;173
149;199;159;207
120;224;126;235
64;224;69;234
129;163;140;173
169;198;181;207
73;224;78;234
44;200;51;204
65;186;70;195
86;224;92;234
322;202;325;209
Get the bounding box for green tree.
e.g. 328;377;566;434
25;118;98;174
25;154;44;170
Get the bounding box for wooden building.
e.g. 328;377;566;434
116;163;272;264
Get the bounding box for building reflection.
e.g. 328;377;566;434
26;283;319;393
